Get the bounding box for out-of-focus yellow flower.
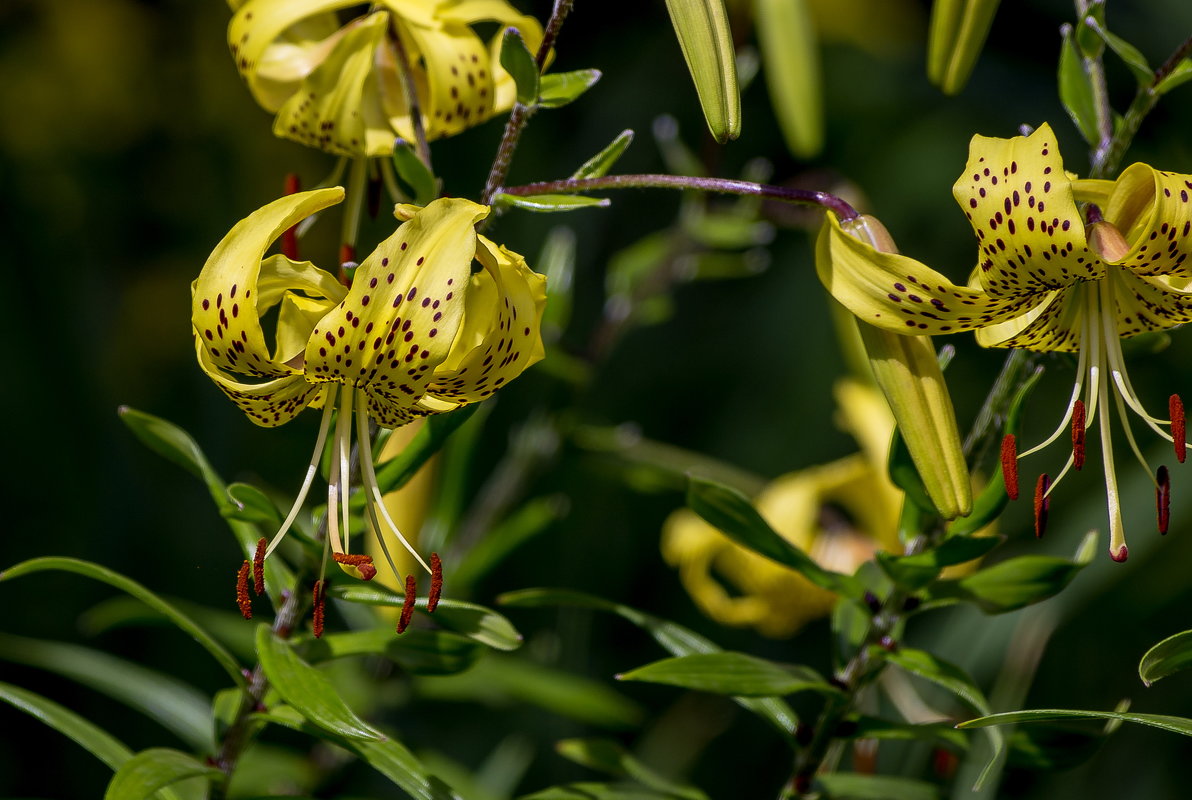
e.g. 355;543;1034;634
227;0;542;156
662;379;902;638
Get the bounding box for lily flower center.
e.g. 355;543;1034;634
1005;213;1186;560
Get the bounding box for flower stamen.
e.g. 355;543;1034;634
428;553;443;613
252;537;266;596
397;574;417;634
332;552;377;580
1001;434;1019;500
265;396;337;559
236;561;253;619
1171;395;1186;464
312;579;327;638
1034;474;1050;538
1071;400;1086;470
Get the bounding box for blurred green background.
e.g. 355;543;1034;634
5;0;1192;796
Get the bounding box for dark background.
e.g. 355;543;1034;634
4;0;1192;797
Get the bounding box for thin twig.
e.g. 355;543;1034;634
500;173;860;220
480;0;576;205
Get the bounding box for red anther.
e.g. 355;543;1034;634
852;738;878;774
282;174;301;260
1111;544;1129;562
333;552;378;581
1158;465;1171;535
428;553;443;613
1071;399;1086;470
312;579;326;639
1171;395;1186;464
1033;473;1050;539
1000;434;1019;500
252;537;266;596
236;561;253;620
397;574;417;634
338;243;356;286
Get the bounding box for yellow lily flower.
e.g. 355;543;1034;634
227;0;543;156
192;189;546;625
662;380;903;637
818;122;1192;561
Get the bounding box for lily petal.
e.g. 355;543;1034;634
817;213;1035;335
303;198;491;427
192;187;345;379
273;12;394;156
440;0;546;111
973;286;1084;351
1104;162;1192;279
1111;268;1192;335
953;123;1103;297
195;339;326;427
398;16;498;140
424;235;547;407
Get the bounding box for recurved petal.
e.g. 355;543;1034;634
953;122;1103;296
423;236;547;407
192;187;345;379
1104;163;1192;279
230;0;357;95
303;198;491;427
195;337;326;427
816;213;1034;335
440;0;546;111
398;17;497;139
973;286;1082;351
273;12;395;156
1110;268;1192;336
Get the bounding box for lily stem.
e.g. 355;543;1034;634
499;174;860;220
480;0;575;206
390;19;433;172
209;439;366;797
1092;32;1192;179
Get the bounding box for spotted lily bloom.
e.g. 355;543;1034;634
818;123;1192;560
227;0;543;156
192;188;546;626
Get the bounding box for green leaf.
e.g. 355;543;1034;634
927;536;1091;614
260;706;461;800
0;681;131;771
0;633;213;749
959;709;1192;737
1088;21;1152;84
1156;59;1192;95
361;405;479;506
104;748;222;800
391;142;437;206
877;535;1002;591
617;652;834;698
754;0;821;157
329;587;523;651
1139;629;1192;687
494;193;611;213
1059;30;1100;146
571;129;635;180
816;773;939;800
663;0;740;141
0;557;245;688
520;784;674;800
499;587;796;739
538;69;602;109
685;476;858;596
845;715;967;749
499;27;540;106
295;628;482;676
555;739;709;800
118;407;227;504
255;626;386;741
224;482;282;526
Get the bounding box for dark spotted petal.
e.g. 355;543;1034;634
1105;162;1192;279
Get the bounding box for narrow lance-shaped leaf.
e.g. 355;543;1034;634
330;586;523;651
538;69;602;109
617;652;835;698
1059;28;1100;146
254;625;386;741
571;129;635;180
391;141;438;206
0;557;246;688
753;0;822;157
960;708;1192;738
663;0;740;142
103;748;222;800
494;193;610;213
499;27;539;106
1139;629;1192;687
685;475;859;596
498;588;797;740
